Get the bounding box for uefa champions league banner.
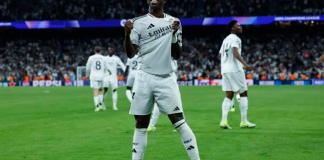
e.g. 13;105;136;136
1;15;323;29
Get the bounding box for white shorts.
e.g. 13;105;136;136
222;71;248;93
103;77;118;90
126;71;137;88
90;80;103;89
130;70;183;115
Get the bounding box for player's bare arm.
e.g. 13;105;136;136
171;20;182;60
233;47;253;71
124;20;138;58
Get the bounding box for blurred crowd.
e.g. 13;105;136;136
1;33;323;83
1;0;323;20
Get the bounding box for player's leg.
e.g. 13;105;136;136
91;80;101;111
155;75;200;160
168;113;200;160
131;114;150;160
148;103;160;132
129;71;154;160
112;78;118;110
220;73;235;129
102;78;109;108
126;73;135;102
239;91;256;128
220;91;234;129
126;86;133;102
98;87;106;110
236;71;255;128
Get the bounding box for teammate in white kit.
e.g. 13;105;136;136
219;20;256;129
103;47;126;110
124;0;200;159
125;54;139;102
86;46;106;112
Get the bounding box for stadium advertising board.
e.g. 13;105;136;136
0;79;322;87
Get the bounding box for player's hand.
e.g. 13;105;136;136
124;20;134;35
172;19;180;34
243;65;253;71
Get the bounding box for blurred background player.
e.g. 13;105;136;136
86;46;106;112
125;54;139;102
219;20;256;129
103;47;126;110
124;0;200;159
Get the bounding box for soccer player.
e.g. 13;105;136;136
86;46;106;112
125;54;139;102
219;20;256;129
103;47;126;110
124;0;200;159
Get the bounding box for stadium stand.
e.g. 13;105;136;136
0;0;323;20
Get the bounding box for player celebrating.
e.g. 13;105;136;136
103;47;126;111
86;46;106;112
219;20;256;129
125;54;139;102
124;0;200;159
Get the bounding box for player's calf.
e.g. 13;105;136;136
169;113;200;160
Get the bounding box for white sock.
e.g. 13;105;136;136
174;120;200;160
112;91;118;109
93;96;99;107
240;97;248;122
126;89;133;102
222;97;233;122
149;103;161;127
132;128;147;160
98;95;103;105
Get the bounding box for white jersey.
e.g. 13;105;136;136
86;54;106;81
130;13;182;75
104;55;126;78
126;55;140;74
219;33;243;74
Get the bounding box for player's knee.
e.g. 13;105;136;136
240;91;248;97
134;115;151;128
168;113;184;125
126;86;132;90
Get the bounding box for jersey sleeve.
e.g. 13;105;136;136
126;58;130;66
176;20;183;47
86;57;91;73
117;57;126;72
230;37;240;48
130;21;141;46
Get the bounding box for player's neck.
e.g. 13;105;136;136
149;9;164;18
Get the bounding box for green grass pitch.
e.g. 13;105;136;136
0;86;324;160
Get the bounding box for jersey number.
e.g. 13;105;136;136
132;61;138;70
95;61;101;70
